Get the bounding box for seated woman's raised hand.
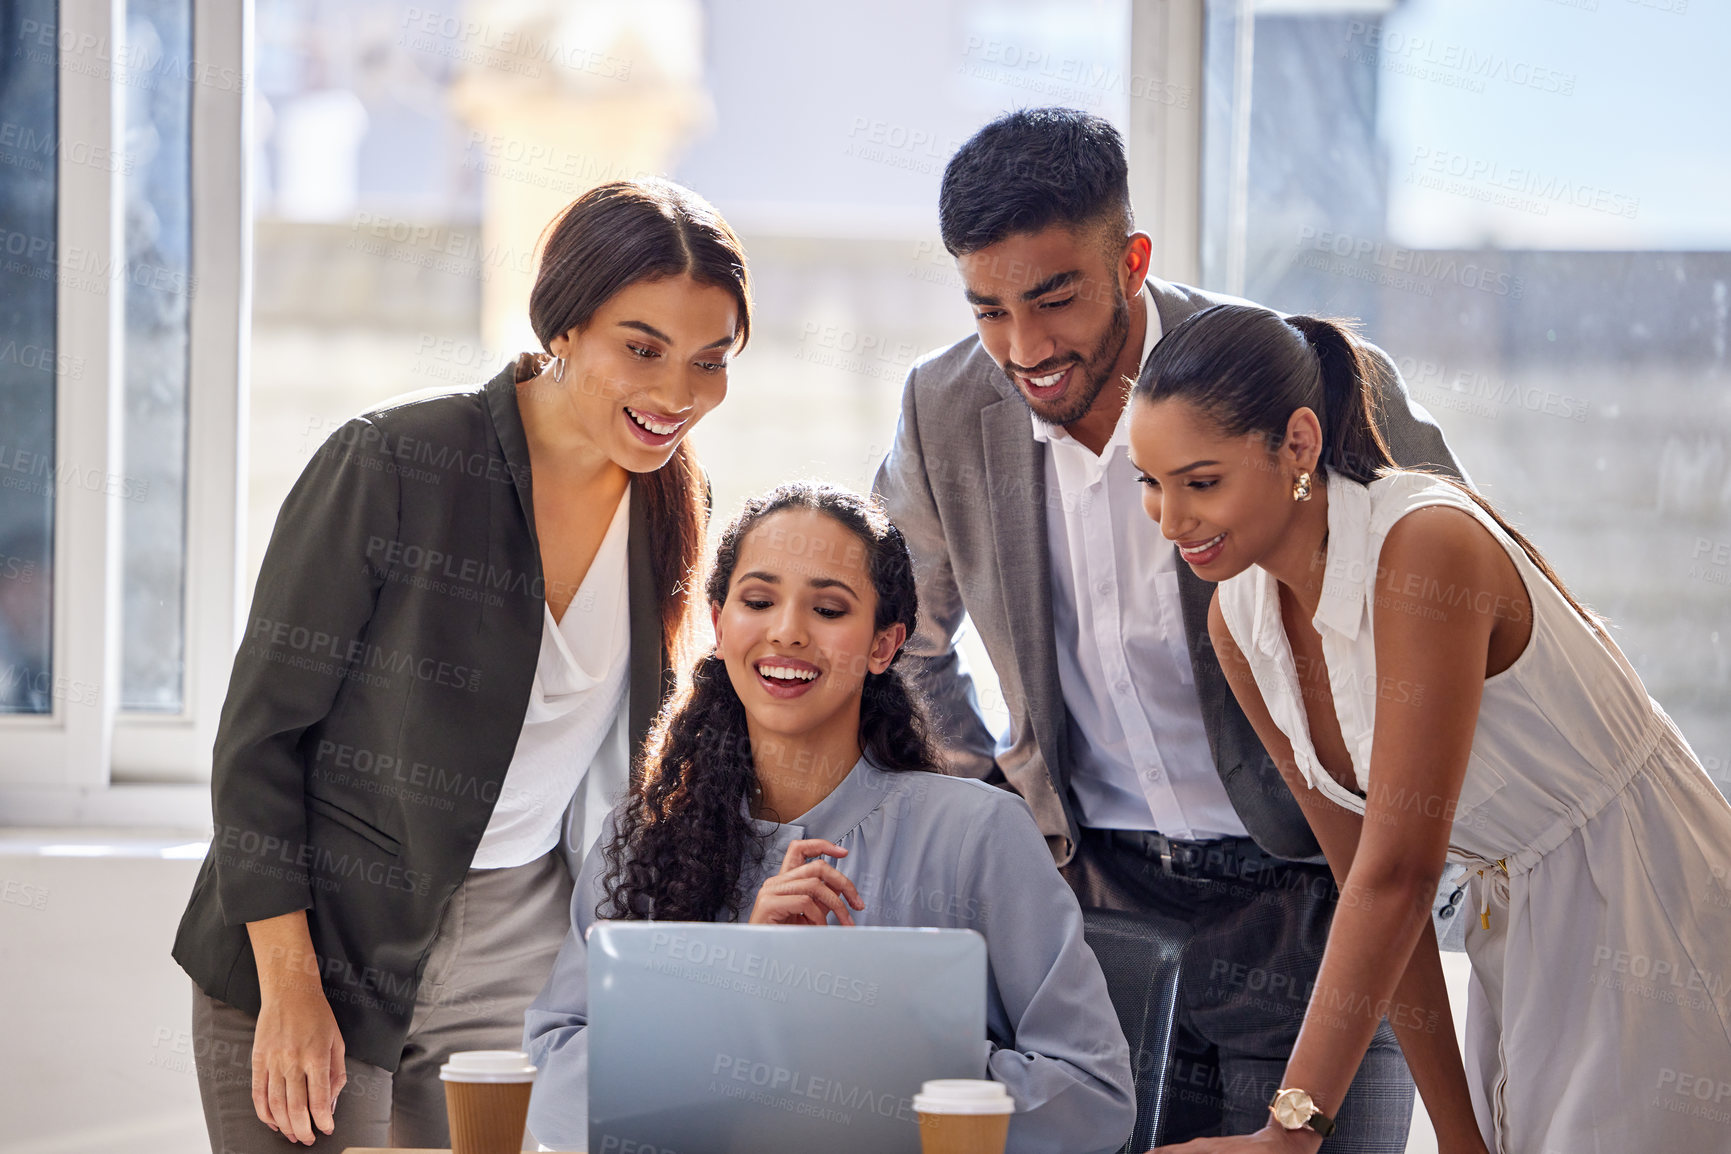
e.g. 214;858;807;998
747;838;865;926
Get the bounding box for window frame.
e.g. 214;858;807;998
111;0;250;783
0;0;249;814
1127;0;1205;286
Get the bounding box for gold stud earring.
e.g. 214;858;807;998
1292;471;1312;502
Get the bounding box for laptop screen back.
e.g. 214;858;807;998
588;923;988;1154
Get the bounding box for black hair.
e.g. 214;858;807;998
510;179;752;663
1133;303;1602;633
939;107;1133;256
597;482;941;922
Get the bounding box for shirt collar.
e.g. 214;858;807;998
1030;282;1162;446
746;755;896;846
1249;471;1373;653
1313;472;1373;641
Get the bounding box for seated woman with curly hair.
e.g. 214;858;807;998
522;481;1136;1154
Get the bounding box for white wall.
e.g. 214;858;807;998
0;834;208;1154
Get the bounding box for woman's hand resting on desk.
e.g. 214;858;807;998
246;910;348;1145
1151;1122;1321;1153
748;838;864;925
1154;1123;1486;1154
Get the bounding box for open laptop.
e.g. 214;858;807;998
588;923;988;1154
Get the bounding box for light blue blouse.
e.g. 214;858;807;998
523;757;1136;1154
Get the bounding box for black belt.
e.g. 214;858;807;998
1097;828;1305;882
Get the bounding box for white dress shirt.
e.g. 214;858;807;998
471;483;634;868
1033;286;1250;839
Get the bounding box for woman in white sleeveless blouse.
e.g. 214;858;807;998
1124;304;1731;1154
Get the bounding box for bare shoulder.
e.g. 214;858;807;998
1376;504;1526;637
1380;504;1503;579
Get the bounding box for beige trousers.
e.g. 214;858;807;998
191;850;572;1152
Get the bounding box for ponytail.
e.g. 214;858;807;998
1284;316;1394;484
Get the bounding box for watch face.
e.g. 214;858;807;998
1271;1089;1314;1129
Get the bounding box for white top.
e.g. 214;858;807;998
1216;470;1731;1152
1032;286;1248;838
471;484;634;869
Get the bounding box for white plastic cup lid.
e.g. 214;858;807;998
438;1050;538;1083
913;1079;1015;1115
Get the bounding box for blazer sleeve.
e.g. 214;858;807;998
208;418;399;926
960;792;1136;1154
523;811;614;1150
872;363;1004;782
1360;337;1472;487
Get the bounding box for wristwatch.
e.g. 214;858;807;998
1269;1087;1336;1137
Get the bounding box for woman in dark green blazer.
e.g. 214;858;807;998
173;179;750;1151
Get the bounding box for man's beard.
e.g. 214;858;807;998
1009;286;1133;429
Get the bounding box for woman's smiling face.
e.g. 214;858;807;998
712;508;905;746
546;273;740;474
1127;393;1316;581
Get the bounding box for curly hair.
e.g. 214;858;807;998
597;482;942;922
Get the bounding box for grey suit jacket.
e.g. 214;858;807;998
873;278;1464;865
172;363;674;1071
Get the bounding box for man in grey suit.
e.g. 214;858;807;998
874;109;1465;1149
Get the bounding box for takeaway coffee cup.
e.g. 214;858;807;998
913;1079;1014;1154
440;1050;536;1154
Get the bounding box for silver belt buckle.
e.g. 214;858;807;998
1155;834;1176;875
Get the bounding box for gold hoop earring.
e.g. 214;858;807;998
553;356;566;384
1292;472;1313;502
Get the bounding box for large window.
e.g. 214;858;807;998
7;0;1720;827
1202;0;1730;795
0;0;248;802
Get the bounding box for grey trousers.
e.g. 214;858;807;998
1062;828;1416;1151
191;850;573;1153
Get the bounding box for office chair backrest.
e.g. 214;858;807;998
1082;906;1191;1153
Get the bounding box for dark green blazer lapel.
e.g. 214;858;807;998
484;365;538;547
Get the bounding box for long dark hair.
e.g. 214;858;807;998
597;483;941;922
510;179;752;661
1133;304;1601;632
